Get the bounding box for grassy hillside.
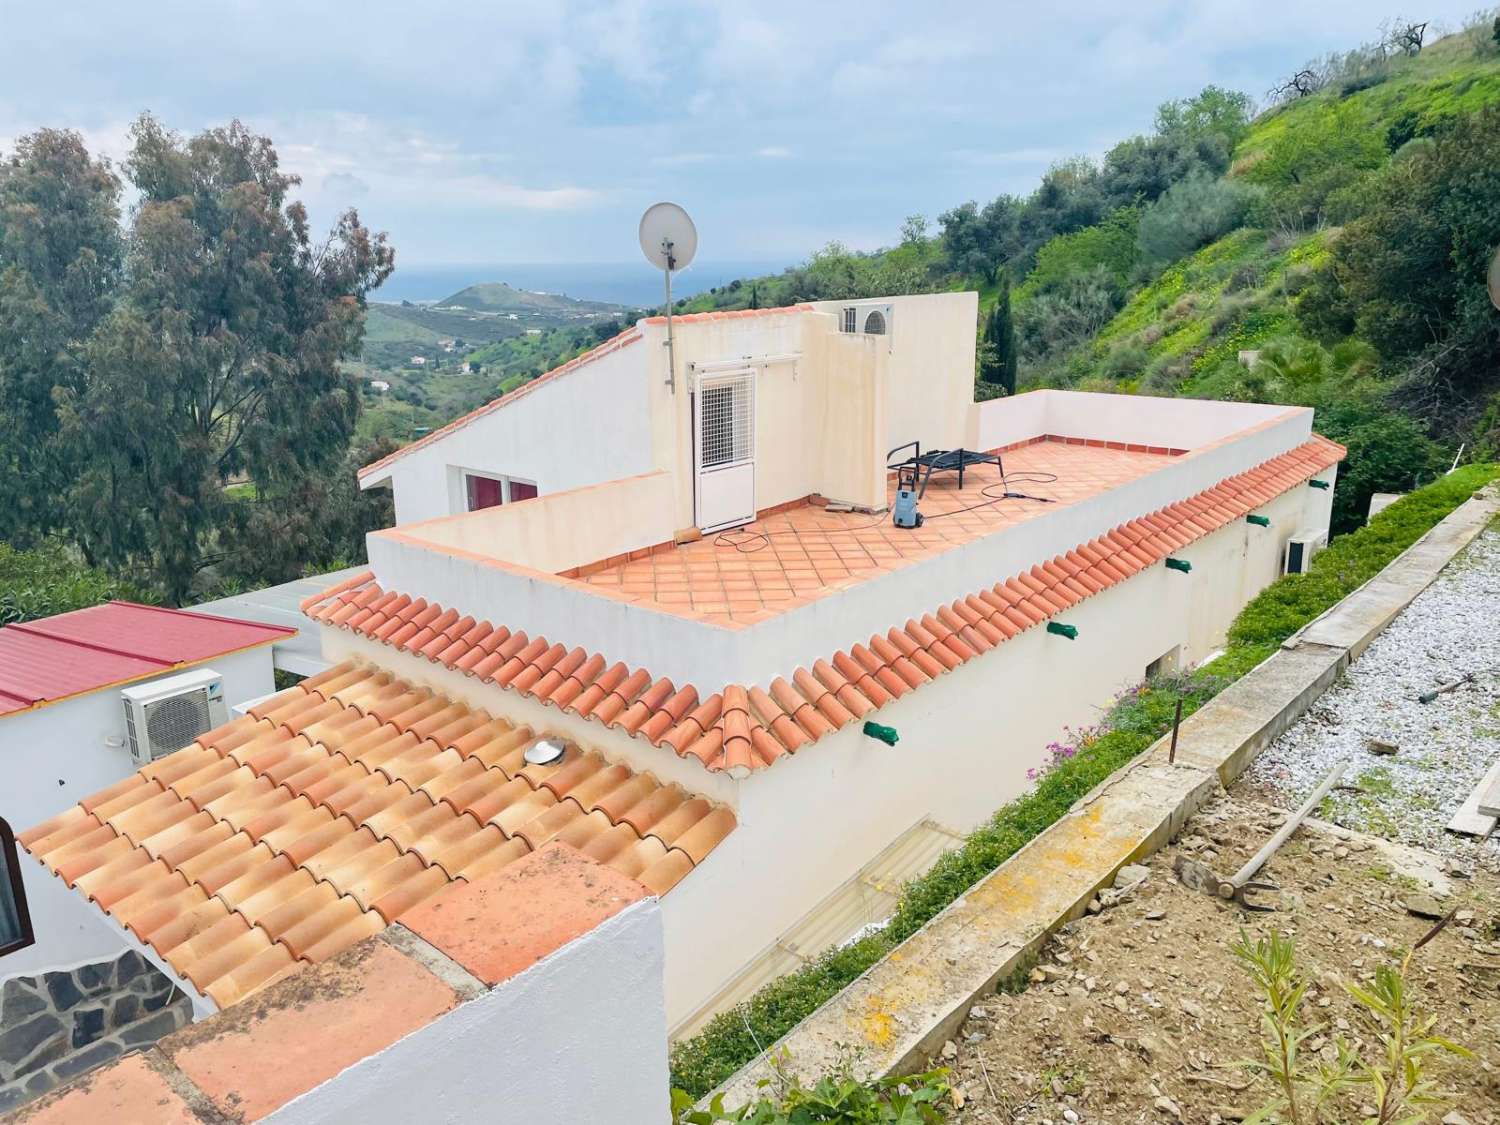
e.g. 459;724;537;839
436;280;623;316
364;305;444;345
352;277;636;444
1077;227;1327;395
1236;30;1500;165
358;17;1500;517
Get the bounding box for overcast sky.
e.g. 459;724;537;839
0;1;1485;267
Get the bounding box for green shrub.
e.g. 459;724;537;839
0;540;153;625
669;465;1497;1099
1137;171;1263;267
1227;463;1498;648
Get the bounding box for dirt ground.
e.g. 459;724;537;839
942;795;1500;1124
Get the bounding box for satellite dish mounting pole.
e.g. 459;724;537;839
662;236;677;391
638;202;697;393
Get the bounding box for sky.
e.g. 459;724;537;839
0;0;1487;270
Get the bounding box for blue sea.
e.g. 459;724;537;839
372;260;791;308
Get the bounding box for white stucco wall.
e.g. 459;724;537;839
332;471;1332;1033
2;854;130;981
372;336;655;526
658;477;1332;1029
1;852;214;1018
969;389;1296;453
809;293;978;458
378;472;679;577
366;404;1317;693
263;899;669;1125
0;647;276;828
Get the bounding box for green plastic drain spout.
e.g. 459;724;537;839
1165;557;1192;574
1247;514;1270;527
863;721;899;746
1046;622;1079;640
1309;479;1330;490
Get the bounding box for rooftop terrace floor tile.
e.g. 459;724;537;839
576;441;1172;625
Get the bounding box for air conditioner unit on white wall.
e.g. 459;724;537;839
121;668;228;767
839;302;894;339
1284;530;1328;575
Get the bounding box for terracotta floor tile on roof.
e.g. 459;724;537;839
19;663;735;1011
576;440;1175;627
305;437;1343;775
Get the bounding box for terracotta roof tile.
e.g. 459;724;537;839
306;436;1344;774
20;662;734;1010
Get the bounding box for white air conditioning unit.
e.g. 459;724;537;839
838;302;894;339
121;668;228;767
1284;530;1328;575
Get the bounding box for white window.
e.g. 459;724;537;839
863;309;887;335
842;307;857;333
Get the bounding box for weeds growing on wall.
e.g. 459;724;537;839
672;1056;951;1124
669;465;1498;1099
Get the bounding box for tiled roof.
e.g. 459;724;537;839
17;662;735;1009
357;304;816;483
0;602;294;719
307;436;1344;775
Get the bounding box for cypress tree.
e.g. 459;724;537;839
981;275;1018;395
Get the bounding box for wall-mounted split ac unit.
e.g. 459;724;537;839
121;668;228;767
1284;530;1328;575
839;302;894;339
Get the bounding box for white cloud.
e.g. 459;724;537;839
1;0;1490;262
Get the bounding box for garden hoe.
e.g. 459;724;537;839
1174;761;1347;911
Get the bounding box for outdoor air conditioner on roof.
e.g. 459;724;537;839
121;668;228;767
839;302;893;338
1284;530;1328;575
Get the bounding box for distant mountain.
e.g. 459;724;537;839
434;281;626;316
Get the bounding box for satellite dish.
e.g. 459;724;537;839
1488;244;1500;312
639;203;698;392
639;202;697;273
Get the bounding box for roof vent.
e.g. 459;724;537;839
523;736;569;767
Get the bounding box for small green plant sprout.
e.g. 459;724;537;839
1232;928;1351;1125
671;1052;951;1124
1232;913;1472;1125
1342;911;1472;1125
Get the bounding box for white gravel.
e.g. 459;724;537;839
1242;525;1500;865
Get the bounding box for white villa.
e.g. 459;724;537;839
7;292;1343;1120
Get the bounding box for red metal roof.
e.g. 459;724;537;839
0;602;294;719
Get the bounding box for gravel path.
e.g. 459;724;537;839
1242;525;1500;865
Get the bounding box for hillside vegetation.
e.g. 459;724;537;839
435;280;622;316
351;279;636;445
667;13;1500;534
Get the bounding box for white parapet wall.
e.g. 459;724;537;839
366;399;1318;693
657;476;1326;1029
967;389;1297;453
263;901;669;1125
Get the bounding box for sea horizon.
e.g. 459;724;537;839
371;259;793;308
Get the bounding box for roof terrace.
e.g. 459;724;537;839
572;440;1178;626
351;391;1330;694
